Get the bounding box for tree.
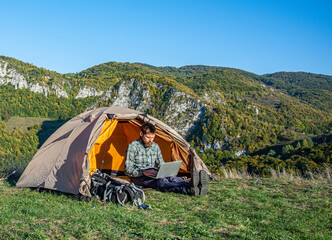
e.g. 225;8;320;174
282;145;294;155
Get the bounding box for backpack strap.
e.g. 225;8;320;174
113;185;128;206
124;183;151;209
102;181;115;202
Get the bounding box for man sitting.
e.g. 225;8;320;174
125;123;209;196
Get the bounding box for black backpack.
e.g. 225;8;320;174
90;170;151;209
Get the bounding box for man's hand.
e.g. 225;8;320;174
142;169;158;177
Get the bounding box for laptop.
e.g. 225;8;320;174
147;161;182;179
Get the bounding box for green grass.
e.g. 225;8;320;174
0;178;331;239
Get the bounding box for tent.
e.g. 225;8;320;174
16;106;211;197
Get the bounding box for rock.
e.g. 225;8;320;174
235;150;247;156
164;89;206;137
75;87;104;99
52;84;69;98
0;60;70;97
89;78;152;112
202;91;226;105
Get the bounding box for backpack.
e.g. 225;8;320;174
90;170;151;209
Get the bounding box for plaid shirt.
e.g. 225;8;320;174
125;138;164;177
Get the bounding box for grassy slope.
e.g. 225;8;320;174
1;178;331;239
4;116;51;133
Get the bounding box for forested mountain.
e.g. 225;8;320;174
264;72;332;91
261;72;332;112
136;64;229;76
0;56;331;178
139;64;332;113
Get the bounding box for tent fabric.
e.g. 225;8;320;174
16;106;211;197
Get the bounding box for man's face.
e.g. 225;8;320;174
140;130;155;148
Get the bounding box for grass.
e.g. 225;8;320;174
4;116;51;132
1;177;331;239
215;165;332;183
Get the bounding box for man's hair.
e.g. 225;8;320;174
141;123;156;134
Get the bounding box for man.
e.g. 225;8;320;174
125;122;209;196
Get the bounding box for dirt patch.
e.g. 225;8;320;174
212;227;229;233
243;93;282;110
53;220;66;224
0;225;16;231
195;207;206;211
153;219;186;225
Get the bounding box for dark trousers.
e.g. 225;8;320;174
131;176;190;195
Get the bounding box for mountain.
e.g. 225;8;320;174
136;63;229;76
263;72;332;91
0;56;331;154
261;72;332;112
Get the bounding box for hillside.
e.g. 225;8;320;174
137;63;229;76
264;71;332;91
0;56;331;179
261;72;332;112
142;64;332;112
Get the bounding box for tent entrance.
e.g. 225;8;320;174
89;119;140;176
89;118;191;177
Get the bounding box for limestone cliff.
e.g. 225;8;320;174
0;60;69;97
88;78;206;138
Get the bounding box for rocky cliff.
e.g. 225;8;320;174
0;61;50;96
0;59;104;99
0;60;69;97
88;78;207;137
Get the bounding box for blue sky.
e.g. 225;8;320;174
1;0;331;75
